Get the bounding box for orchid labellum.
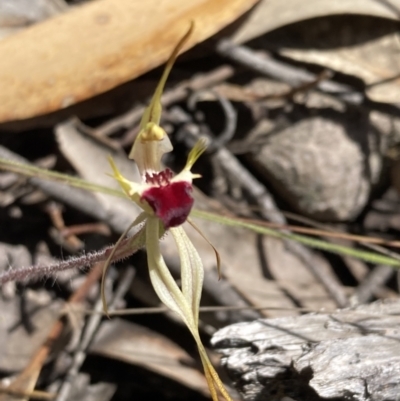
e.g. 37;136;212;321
101;22;232;401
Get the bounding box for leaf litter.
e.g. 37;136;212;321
1;1;400;400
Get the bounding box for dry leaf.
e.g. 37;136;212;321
0;0;258;123
90;318;209;395
231;1;400;103
279;21;400;103
264;237;337;311
232;0;400;44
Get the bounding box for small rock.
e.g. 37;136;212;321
248;112;382;221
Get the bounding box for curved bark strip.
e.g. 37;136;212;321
212;299;400;401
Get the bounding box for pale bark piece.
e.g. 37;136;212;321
232;0;400;44
0;0;258;123
90;318;209;395
212;299;400;401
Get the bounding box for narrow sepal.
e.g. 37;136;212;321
188;218;221;278
170;226;204;327
101;213;147;316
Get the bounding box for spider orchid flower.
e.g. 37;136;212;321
101;23;232;401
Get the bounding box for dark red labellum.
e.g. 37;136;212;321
142;181;194;229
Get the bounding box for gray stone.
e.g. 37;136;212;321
248;114;382;221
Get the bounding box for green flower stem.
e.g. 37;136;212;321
193;210;400;268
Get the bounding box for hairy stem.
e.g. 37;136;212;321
0;236;140;285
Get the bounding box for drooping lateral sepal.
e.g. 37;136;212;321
145;217;195;328
170;226;204;326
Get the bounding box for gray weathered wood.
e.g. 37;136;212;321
211;300;400;401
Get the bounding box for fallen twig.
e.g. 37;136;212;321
216;39;363;105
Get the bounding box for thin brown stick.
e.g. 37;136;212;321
216;39;363;105
242;219;400;249
354;265;396;304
